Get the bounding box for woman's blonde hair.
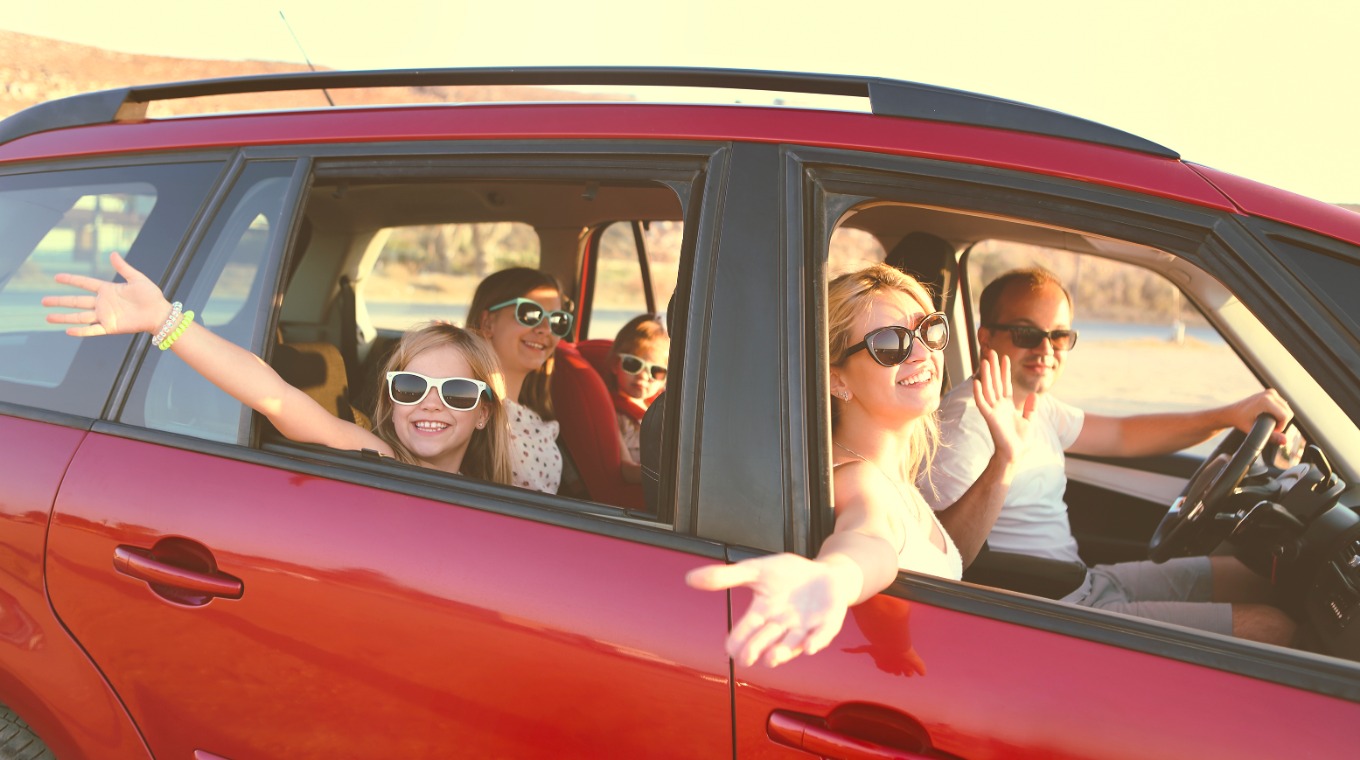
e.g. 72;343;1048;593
371;322;513;485
827;263;941;483
467;267;570;421
607;314;668;392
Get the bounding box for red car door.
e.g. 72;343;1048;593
730;582;1358;759
46;432;731;759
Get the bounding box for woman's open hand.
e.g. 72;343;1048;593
686;552;857;668
42;251;170;337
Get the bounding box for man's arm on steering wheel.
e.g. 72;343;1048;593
1067;389;1292;458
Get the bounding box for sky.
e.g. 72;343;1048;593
4;0;1357;203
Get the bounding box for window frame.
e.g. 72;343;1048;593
94;140;725;538
790;144;1360;700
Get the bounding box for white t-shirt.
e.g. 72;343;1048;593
923;382;1086;562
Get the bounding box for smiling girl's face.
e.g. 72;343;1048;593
482;285;564;378
389;343;489;473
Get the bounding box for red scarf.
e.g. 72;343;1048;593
613;390;648;423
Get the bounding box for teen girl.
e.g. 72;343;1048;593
466;267;575;493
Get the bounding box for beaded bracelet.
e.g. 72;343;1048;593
151;302;184;345
158;310;195;351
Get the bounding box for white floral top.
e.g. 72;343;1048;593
506;400;562;494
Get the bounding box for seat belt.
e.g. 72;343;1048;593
339;275;360;390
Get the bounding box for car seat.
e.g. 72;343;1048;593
884;231;954;312
272;340;372;430
551;340;645;510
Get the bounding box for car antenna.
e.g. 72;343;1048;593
278;10;335;106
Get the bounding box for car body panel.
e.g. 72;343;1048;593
1189;163;1360;245
0;413;151;760
0;105;1237;212
46;431;731;758
732;587;1359;759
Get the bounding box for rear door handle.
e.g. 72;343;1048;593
114;546;243;600
768;710;936;760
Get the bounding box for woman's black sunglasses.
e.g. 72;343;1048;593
489;297;574;338
987;324;1079;350
843;312;949;366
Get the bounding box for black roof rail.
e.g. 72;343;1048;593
0;67;1178;158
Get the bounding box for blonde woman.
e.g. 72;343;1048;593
687;263;1028;667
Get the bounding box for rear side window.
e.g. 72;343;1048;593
365;222;540;330
0;162;222;417
589;220;683;339
120;162;295;443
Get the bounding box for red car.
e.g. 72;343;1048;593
0;69;1357;759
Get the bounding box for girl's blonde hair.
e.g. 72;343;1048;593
371;322;513;485
607;314;668;392
827;263;941;483
467;267;570;421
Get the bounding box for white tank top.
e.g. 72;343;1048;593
834;460;963;581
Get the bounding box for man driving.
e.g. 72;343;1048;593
923;268;1295;645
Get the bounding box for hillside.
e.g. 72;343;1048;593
0;28;1355;212
0;28;620;118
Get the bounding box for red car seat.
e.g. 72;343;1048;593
551;340;645;510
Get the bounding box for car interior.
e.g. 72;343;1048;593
269;172;684;514
833;200;1360;662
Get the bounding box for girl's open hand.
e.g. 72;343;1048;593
42;251;170;337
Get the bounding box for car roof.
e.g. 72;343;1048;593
2;66;1355;246
0;67;1176;156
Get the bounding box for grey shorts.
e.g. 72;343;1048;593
1065;556;1232;636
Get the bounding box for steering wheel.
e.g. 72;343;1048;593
1148;413;1276;563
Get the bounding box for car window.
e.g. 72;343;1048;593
365;221;540;330
275;168;690;516
588;220;683;339
965;242;1263;455
828;226;885;279
120;162;295;443
0;162;223;417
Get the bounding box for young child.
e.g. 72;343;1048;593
43;252;512;484
607;314;669;483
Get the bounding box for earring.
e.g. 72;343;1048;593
476;422;485;429
837;390;850;401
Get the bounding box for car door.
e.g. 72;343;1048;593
43;151;732;759
48;436;732;759
708;145;1360;758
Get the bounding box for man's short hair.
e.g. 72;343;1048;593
978;268;1073;326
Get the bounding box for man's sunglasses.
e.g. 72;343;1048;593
489;297;574;338
618;353;668;381
843;312;950;366
987;324;1079;350
387;371;492;411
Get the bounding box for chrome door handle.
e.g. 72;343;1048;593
114;546;243;600
767;710;938;760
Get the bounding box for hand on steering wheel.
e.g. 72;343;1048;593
1148;413;1276;563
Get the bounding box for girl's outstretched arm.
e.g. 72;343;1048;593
44;252;384;454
